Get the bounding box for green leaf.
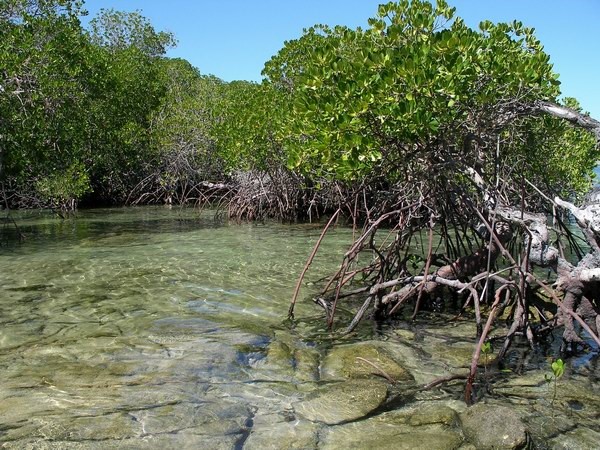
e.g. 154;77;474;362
551;359;565;379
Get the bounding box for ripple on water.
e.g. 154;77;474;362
2;207;599;448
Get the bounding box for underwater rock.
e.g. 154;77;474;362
320;414;463;450
494;370;600;437
321;341;414;383
460;403;527;449
244;412;319;450
549;426;600;449
293;379;388;425
250;331;320;383
408;404;461;427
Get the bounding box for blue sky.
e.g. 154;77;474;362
81;1;600;118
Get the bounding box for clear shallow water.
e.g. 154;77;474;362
1;207;599;449
0;207;356;447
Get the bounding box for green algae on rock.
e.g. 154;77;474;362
293;379;388;425
320;341;414;383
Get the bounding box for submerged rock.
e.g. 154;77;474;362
408;404;461;427
321;341;414;383
244;412;319;450
549;426;600;449
259;340;295;379
293;379;388;425
320;407;464;450
460;403;527;449
249;330;320;383
494;370;600;437
322;424;463;450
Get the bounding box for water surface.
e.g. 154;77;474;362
1;207;598;449
0;208;354;447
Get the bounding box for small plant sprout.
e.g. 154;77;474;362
481;341;492;356
545;358;565;411
551;359;565;379
481;341;493;375
481;341;493;384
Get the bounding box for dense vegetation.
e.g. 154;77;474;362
2;0;600;401
1;0;596;213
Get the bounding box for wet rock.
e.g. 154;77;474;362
293;379;388;425
436;343;480;369
425;320;480;340
393;327;416;341
266;339;292;362
408;404;460;427
494;370;600;434
128;401;250;437
0;434;241;449
271;330;320;382
130;434;239;450
250;333;320;382
525;406;576;443
221;378;309;409
0;415;78;442
321;418;463;450
257;340;295;379
244;412;319;450
460;403;527;449
69;413;145;441
321;341;414;383
549;426;600;449
0;394;65;436
381;401;464;427
420;335;491;370
294;347;320;382
383;341;456;386
1;400;251;445
551;375;600;411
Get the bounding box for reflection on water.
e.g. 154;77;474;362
0;207;598;448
